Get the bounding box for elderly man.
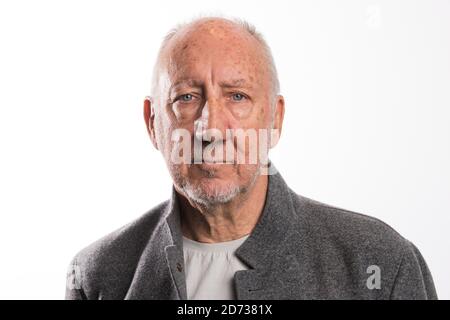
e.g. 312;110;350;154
66;17;437;300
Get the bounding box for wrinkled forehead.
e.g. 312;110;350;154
158;21;271;88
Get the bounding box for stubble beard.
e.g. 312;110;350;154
172;164;261;209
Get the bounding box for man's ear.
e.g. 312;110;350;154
143;96;159;150
270;95;285;148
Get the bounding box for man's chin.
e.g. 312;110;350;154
171;163;260;207
181;181;242;207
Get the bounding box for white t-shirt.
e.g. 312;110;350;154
182;234;250;300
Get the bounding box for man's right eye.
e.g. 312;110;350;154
178;94;194;102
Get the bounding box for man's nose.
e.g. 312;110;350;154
194;99;227;142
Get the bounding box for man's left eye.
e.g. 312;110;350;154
231;93;246;101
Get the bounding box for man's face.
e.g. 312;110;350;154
146;20;284;206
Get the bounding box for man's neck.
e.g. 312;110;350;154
178;174;268;243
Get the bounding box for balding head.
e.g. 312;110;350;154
151;17;280;102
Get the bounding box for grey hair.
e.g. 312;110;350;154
150;15;280;100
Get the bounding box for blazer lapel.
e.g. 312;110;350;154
125;189;187;300
234;169;301;299
164;193;188;300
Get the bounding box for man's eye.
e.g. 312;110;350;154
231;93;246;101
179;94;194;102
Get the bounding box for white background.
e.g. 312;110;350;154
0;0;449;299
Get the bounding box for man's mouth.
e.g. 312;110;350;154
194;152;235;164
199;159;235;165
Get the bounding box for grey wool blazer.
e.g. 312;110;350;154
65;169;438;300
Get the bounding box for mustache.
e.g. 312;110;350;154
191;138;240;164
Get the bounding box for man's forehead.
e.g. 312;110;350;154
160;47;262;89
168;35;259;64
154;18;271;93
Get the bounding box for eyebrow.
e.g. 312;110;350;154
218;78;252;89
170;78;252;91
170;79;203;91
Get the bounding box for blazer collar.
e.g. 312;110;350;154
125;193;184;300
234;168;297;269
164;190;188;300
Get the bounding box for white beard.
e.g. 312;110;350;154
175;165;260;209
181;181;242;207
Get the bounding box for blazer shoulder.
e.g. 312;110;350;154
289;190;411;255
67;200;170;298
288;191;437;299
